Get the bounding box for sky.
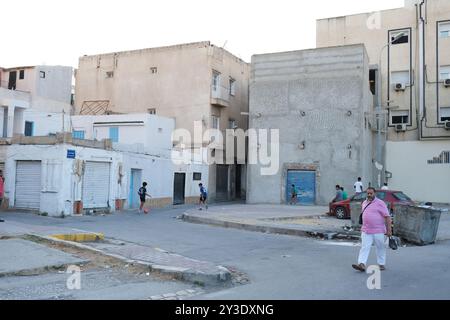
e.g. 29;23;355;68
0;0;404;68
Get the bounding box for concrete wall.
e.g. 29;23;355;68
317;0;450;140
247;45;374;205
386;140;450;203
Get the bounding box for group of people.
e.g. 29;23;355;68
137;181;209;214
331;177;389;204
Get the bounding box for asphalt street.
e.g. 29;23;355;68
1;204;449;300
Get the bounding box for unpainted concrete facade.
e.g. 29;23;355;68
247;45;374;205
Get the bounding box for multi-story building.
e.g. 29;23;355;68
0;65;73;138
247;45;374;205
75;41;250;202
317;0;450;203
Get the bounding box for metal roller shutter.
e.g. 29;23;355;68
15;161;42;209
82;161;110;209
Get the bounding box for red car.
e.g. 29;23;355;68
328;190;414;219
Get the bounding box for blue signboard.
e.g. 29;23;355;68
286;170;316;205
67;149;76;159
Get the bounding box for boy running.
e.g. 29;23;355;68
199;183;208;210
138;182;152;214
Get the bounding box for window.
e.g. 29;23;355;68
393;192;412;201
390;110;410;125
439;22;450;38
391;70;410;86
106;71;114;78
212;71;221;91
19;70;25;80
109;127;119;142
229;78;236;96
440;107;450;122
24;121;34;137
391;31;409;44
72;130;85;140
228;119;237;129
211;116;220;129
150;67;158;74
40;71;46;78
193;172;202;181
351;192;367;201
148;108;156;115
377;192;386;200
440;66;450;81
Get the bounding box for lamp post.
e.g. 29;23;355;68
375;31;406;187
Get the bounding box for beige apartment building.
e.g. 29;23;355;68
317;0;450;203
75;41;250;203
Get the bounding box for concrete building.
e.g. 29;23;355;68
0;65;73;139
71;113;208;206
316;0;450;203
247;45;374;205
74;41;250;202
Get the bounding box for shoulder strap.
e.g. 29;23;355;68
362;200;374;214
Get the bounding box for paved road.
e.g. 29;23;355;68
1;205;449;299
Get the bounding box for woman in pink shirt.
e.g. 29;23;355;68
352;187;392;272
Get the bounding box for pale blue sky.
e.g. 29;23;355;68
0;0;404;68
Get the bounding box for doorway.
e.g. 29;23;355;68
128;169;142;209
173;173;186;205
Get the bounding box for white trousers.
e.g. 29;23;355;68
358;232;387;266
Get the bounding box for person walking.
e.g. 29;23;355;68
352;187;392;272
290;184;299;205
354;177;364;194
198;183;208;210
138;182;152;214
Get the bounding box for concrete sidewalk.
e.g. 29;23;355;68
182;204;450;242
0;219;231;286
0;239;87;277
182;204;356;239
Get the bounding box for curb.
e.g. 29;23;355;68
182;213;361;241
27;233;231;286
0;260;89;278
50;233;104;242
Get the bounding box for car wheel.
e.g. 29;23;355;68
335;207;346;220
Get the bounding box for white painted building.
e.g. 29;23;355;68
0;65;72;139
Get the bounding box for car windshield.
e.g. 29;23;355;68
393;192;412;201
352;192;367;201
377;192;386;200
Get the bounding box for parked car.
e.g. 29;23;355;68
328;190;414;219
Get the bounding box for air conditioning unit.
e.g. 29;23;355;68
395;124;407;132
394;83;406;91
444;121;450;130
444;79;450;88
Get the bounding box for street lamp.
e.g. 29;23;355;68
375;31;406;188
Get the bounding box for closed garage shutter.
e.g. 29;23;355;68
15;161;42;210
82;161;110;209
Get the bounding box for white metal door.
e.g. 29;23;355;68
15;161;41;209
82;161;110;209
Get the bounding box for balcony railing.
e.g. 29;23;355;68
211;85;230;107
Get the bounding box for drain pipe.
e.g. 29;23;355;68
418;0;426;140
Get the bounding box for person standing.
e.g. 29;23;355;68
354;177;364;194
290;184;299;205
138;182;152;214
381;183;389;191
0;170;4;222
352;187;392;272
199;183;208;210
